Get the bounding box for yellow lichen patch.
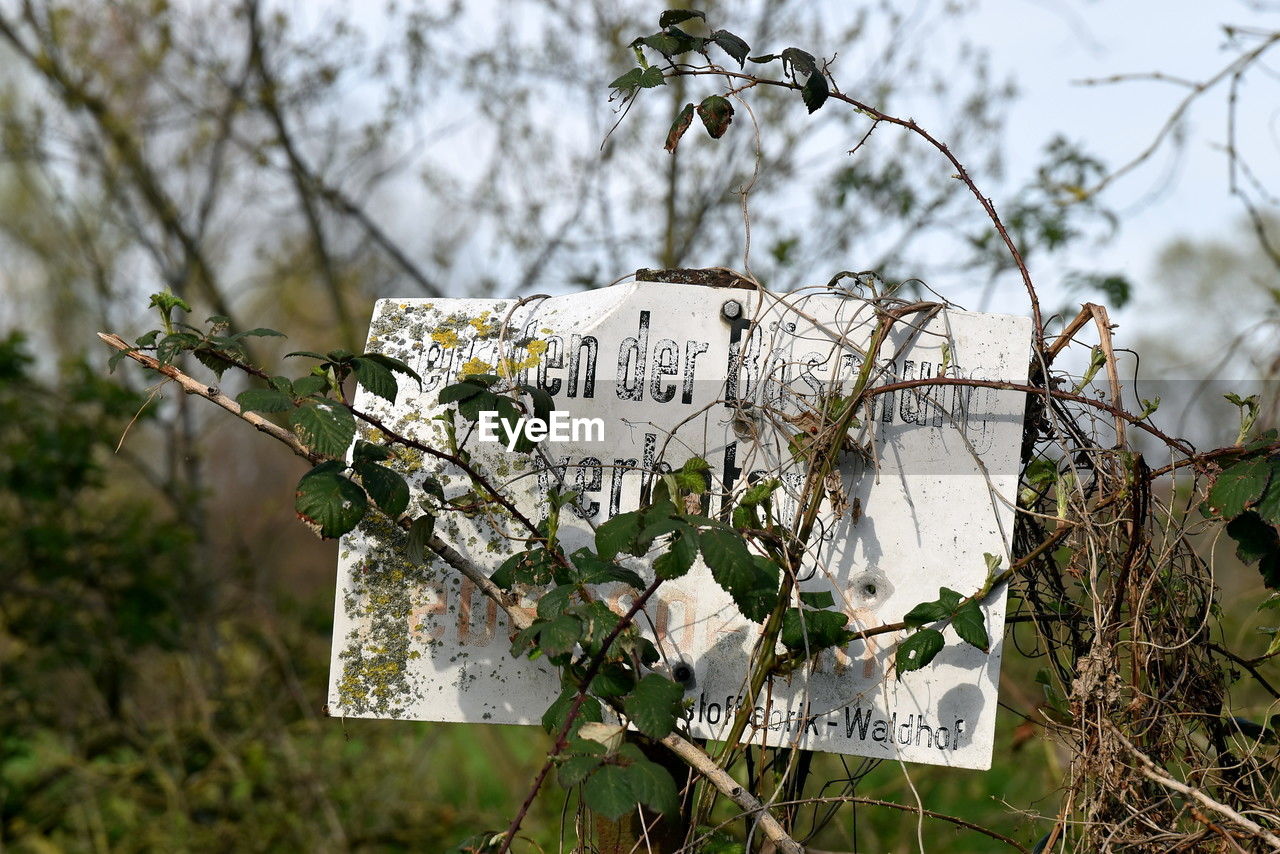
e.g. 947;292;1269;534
468;311;498;336
458;357;493;378
526;339;548;356
431;328;460;348
496;354;542;378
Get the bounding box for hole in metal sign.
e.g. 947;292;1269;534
850;569;891;610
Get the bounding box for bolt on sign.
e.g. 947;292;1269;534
327;281;1031;770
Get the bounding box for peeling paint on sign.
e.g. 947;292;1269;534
327;283;1031;769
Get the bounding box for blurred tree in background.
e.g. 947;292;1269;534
0;0;1272;850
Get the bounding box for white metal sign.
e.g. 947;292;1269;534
327;282;1030;769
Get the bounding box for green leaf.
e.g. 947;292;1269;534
193;348;234;379
596;511;644;560
709;29;749;67
235;326;286;339
354;461;409;517
799;590;835;609
542;686;602;735
156;332;200;365
739;477;780;507
458;390;499;423
558;754;604;788
665;102;696;153
780;608;849;651
292;375;328;397
295;462;368;539
571;548;646;589
289;400;357;457
748;53;778;63
1208;456;1273;517
780;47;817;77
438;380;488;405
1227;511;1280;588
801;70;829;113
654;529;697;579
698;528;778;621
696;95;734;139
538;614;583;657
610;67;644;93
407;515;435;564
896;628;945;677
353;439;393;462
537;585;576;620
1255;461;1280;525
639;66;665;88
591;664;636;698
352;356;399;404
285;350;328;360
658;9;705;28
584;765;636;820
624;674;685;738
951;600;989;652
626;759;679;814
636;32;682;56
236;387;295;414
518;384;555;426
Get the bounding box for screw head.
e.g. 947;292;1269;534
721;299;743;320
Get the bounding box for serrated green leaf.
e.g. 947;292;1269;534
353;439;393;462
658;9;705;27
699;527;777;621
610;67;644;92
665;102;696;153
353;356;399;404
739;477;780;507
285;350;328;360
896;628;945;677
438;380;487;405
290;400;357;456
780;608;849;651
697;95;734;139
748;53;778;63
1227;511;1280;588
537;585;576;620
295;463;368;539
654;529;697;579
903;593;951;628
542;686;602;735
192;348;235;379
938;587;962;611
710;29;749;66
584;764;636;819
559;754;604;788
596;511;644;560
360;352;422;388
354;460;409;517
801;69;828;113
458;390;499;423
1256;462;1280;525
951;600;989;652
591;664;636;698
626;760;678;814
638;32;682;56
1209;456;1274;517
780;47;817;76
624;674;684;738
407;514;434;564
237;387;295;413
799;590;835;609
538;614;583;657
639;66;665;88
292;375;328;397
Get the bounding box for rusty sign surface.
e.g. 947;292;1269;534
327;282;1031;769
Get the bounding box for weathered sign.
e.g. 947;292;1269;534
327;281;1030;769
